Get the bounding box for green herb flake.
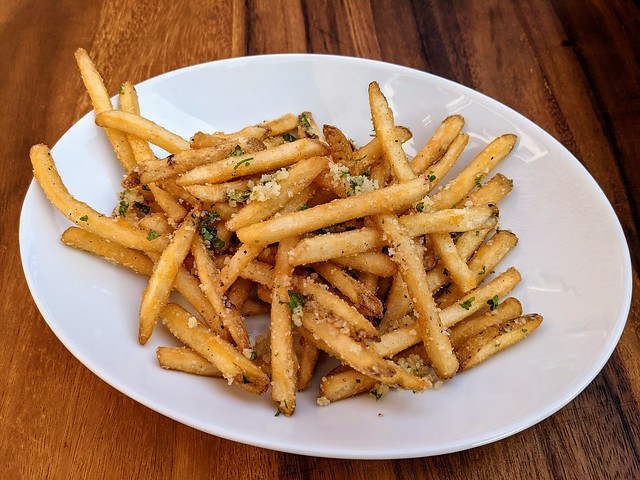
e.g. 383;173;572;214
282;132;296;142
474;174;484;188
79;215;88;222
298;113;311;128
226;190;251;203
118;200;129;217
416;202;425;212
134;201;150;215
370;388;383;401
274;409;281;417
459;297;475;310
487;295;500;311
117;85;125;95
354;155;367;163
228;145;245;157
233;157;253;170
478;265;486;276
249;351;257;361
147;229;159;241
242;375;252;384
281;290;306;313
427;173;436;182
299;204;309;211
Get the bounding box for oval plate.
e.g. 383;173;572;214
20;54;632;459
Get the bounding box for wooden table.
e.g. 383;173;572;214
2;1;638;478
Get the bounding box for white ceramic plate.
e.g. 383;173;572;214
20;55;632;459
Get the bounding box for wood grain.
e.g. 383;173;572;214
1;1;638;478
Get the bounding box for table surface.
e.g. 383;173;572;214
2;1;639;478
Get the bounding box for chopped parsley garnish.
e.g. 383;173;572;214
147;229;159;240
233;157;253;170
242;375;252;384
427;173;436;182
474;174;484;187
134;201;150;214
298;204;310;211
478;265;486;276
522;328;528;333
79;215;88;222
228;145;245;157
282;132;296;142
226;190;251;203
370;388;384;401
249;351;257;361
354;155;367;163
117;85;125;95
281;290;306;313
487;295;499;311
459;297;475;310
298;113;311;128
348;176;365;196
416;202;425;212
118;200;129;217
274;409;281;417
199;211;225;251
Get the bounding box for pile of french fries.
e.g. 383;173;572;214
30;48;542;416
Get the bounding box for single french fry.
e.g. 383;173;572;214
293;275;379;340
190;126;269;149
457;173;513;208
430;232;477;293
176;138;327;186
138;213;172;235
449;297;522;349
270;236;300;415
297;336;319;391
411;115;466;174
457;314;543;371
258;113;300;137
140;138;265;184
400;204;499;237
318;365;378;404
424;133;469;192
74;48;137;172
226;156;329;231
95;110;190;154
184;177;259;204
160;303;269;392
191;236;251;351
118;81;157;165
430;134;517;210
217;244;264;293
147;183;188;224
30;144;168;253
373;212;459;379
156;346;223;377
439;267;522;328
333;252;397;277
351;126;413;176
379;275;412;333
236;177;429;246
311;262;384;318
368;82;417;183
289;228;384;266
139;212;198;344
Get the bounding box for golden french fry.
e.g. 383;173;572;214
368;81;417;182
147;183;188;224
118;81;157;165
351;126;413;176
373;212;459;379
457;314;543;371
293;275;379;340
318;365;377;404
74;48;137;172
297;336;319;391
449;297;523;349
411;115;465;174
236;177;429;246
191;236;251;351
176;138;327;186
333;252;397;277
139;212;198;344
439;267;522;328
95;110;190;154
270;237;300;415
217;244;264;294
141;138;265;184
30;144;168;253
430;232;477;293
311;262;384;318
430;134;517;210
183;177;259;204
156;346;223;377
424;133;469;192
226;155;329;231
289;228;384;266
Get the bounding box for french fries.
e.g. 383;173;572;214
30;49;543;415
